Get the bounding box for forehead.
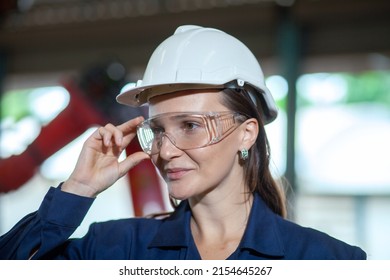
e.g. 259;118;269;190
148;90;228;117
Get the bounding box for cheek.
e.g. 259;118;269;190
193;142;239;177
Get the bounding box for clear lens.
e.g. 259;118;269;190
137;111;246;155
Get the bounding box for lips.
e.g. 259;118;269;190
165;168;192;180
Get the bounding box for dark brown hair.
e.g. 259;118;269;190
220;88;287;218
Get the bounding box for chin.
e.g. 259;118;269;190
167;183;194;201
168;190;191;201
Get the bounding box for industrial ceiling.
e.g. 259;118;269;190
1;0;389;76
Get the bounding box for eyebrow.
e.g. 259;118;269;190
149;114;206;130
154;112;204;120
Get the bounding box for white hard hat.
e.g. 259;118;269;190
117;25;278;123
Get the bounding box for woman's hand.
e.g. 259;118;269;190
61;116;150;197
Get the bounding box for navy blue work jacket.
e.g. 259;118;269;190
0;186;366;260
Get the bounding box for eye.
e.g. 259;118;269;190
150;125;164;135
183;121;201;131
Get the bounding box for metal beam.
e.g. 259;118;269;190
277;7;302;218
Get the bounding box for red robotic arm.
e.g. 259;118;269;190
0;78;165;216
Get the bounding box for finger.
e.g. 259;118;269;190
106;123;124;146
118;151;150;177
96;126;109;145
120;130;137;149
98;124;124;147
95;117;144;149
117;117;145;148
99;126;113;146
117;116;144;136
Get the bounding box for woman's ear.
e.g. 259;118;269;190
240;118;259;150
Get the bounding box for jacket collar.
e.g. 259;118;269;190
148;193;285;257
148;201;192;248
238;193;285;257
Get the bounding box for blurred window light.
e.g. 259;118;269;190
0;116;40;158
18;0;35;12
40;127;96;181
297;73;348;105
107;62;126;81
265;109;287;178
264;75;288;179
0;86;70;158
29;86;70;124
296;71;390;195
266;75;288;101
40;126;127;181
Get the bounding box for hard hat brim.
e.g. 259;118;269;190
116;81;278;124
116;82;224;107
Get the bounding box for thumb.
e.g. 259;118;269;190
118;152;150;177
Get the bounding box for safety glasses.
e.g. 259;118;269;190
137;111;248;155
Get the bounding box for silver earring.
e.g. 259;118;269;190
240;148;249;161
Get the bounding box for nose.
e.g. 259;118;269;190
158;133;182;160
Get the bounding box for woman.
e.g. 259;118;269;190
0;25;366;260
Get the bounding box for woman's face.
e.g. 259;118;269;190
148;90;246;201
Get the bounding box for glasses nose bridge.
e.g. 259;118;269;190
158;131;178;150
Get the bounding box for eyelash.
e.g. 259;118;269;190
183;121;200;130
149;118;205;136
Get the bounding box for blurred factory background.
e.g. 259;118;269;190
0;0;389;259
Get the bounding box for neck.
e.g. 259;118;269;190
194;185;252;230
189;187;253;260
190;190;252;230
